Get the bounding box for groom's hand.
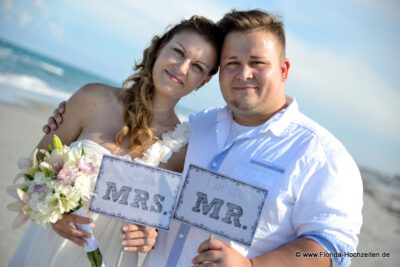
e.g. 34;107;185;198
51;213;94;246
121;224;158;253
42;101;66;133
192;237;252;267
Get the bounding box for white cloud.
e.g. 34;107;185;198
2;0;13;11
48;22;64;42
353;0;400;23
34;0;44;7
18;10;32;26
287;35;400;140
60;0;227;47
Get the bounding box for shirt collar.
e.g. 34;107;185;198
216;96;298;137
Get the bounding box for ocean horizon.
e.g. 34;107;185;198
0;38;195;118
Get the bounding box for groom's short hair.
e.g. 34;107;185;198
217;9;286;58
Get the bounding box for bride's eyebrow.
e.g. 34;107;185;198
175;42;186;53
176;42;210;69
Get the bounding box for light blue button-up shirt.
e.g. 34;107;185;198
143;97;363;267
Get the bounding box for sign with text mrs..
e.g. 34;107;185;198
174;165;268;246
89;155;182;230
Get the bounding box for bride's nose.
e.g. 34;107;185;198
175;59;190;75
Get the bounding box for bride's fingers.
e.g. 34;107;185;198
64;213;93;225
58;230;86;247
122;237;155;252
122;226;157;241
51;216;92;245
121;224;142;233
68;227;92;239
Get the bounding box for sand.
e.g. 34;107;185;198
1;103;399;267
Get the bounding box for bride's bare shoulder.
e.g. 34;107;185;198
75;83;122;103
74;83;122;108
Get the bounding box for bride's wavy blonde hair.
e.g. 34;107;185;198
116;16;223;154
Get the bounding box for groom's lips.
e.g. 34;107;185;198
233;84;258;91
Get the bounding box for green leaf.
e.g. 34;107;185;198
24;174;34;181
81;147;86;156
43;168;52;177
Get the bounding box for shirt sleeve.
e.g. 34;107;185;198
291;150;363;267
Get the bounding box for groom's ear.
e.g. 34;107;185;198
196;75;212;90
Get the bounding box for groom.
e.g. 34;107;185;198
45;9;363;267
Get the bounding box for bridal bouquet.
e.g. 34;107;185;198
7;135;104;267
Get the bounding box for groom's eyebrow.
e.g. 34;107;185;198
176;42;210;69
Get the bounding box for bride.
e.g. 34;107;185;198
8;15;222;267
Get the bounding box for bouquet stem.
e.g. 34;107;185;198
87;248;104;267
73;207;105;267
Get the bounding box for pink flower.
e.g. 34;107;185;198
57;166;77;185
6;185;30;228
78;161;96;174
49;150;65;172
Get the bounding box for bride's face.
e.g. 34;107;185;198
152;30;217;100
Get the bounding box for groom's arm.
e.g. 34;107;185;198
193;237;331;267
36;87;89;150
42;101;66;134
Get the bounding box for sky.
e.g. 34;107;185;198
0;0;399;175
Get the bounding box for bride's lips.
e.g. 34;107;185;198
165;70;184;85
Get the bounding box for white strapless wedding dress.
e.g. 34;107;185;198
8;140;139;267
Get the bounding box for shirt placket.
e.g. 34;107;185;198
166;118;256;266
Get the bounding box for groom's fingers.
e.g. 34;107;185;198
58;101;66;114
42;125;50;134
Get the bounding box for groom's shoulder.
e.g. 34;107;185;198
189;107;223;125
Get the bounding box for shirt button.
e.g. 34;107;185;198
178;233;184;239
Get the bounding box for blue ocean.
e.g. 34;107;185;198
0;38;193;117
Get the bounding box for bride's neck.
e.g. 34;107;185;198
151;96;179;129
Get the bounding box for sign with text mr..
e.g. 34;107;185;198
174;165;268;246
89;155;182;230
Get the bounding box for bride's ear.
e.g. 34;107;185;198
195;75;212;90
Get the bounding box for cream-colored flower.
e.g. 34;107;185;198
136;122;191;165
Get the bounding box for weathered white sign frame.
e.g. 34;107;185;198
174;164;268;246
89;155;182;230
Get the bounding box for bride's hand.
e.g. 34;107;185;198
121;224;158;252
51;213;94;246
42;101;66;133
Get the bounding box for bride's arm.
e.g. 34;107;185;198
36;84;98;246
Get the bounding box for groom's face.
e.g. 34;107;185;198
218;30;289;125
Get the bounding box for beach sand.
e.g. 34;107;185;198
1;103;399;267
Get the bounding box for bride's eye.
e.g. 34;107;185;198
173;48;184;57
